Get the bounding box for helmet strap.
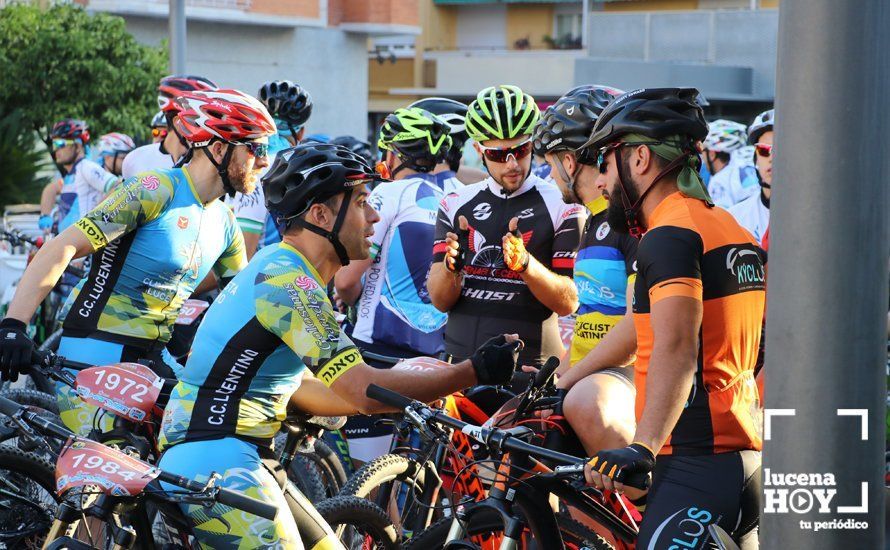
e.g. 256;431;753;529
287;122;301;145
167;113;190;149
290;189;354;266
554;151;584;204
614;147;692;239
202;142;237;197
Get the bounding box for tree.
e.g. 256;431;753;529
0;108;51;207
0;2;167;161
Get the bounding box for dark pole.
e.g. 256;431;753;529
169;0;186;74
764;1;889;548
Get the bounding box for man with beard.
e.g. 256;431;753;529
0;89;273;437
557;88;764;549
428;84;584;368
533;85;637;454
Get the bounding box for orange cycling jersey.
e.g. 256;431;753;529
632;192;765;456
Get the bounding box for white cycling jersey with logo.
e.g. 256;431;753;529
707;149;759;209
121;143;175;180
728;191;770;243
351;172;462;356
72;158;119;216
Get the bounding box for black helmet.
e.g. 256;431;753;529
331;135;375;167
583;88;708;151
409;97;468;171
258;80;313;129
263;143;383;266
377;107;452;175
533;84;623;162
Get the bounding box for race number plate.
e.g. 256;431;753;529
174;299;210;325
392;357;453;373
55;438;160;497
75;362;163;423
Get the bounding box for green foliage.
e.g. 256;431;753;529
0;2;167;152
0;109;51;208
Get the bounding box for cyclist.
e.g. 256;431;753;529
230;80;313;259
333;107;457;461
122;74;218;179
428;84;584;367
150;111;167;144
38;119;118;233
95;132;136;178
533;84;637;453
0;89;274;437
560;88;762;548
702;119;758;209
156;142;523;548
408;96;487;184
728;109;774;242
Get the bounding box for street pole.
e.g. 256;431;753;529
169;0;186;74
763;1;889;548
581;0;589;50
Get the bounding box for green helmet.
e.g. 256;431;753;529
466;85;540;143
378;107;452;173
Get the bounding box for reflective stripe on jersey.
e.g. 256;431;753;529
633;192;765;456
432;175;584;365
121;143;174;180
351;173;461;355
61;168;246;346
570;196;637;365
158;243;362;449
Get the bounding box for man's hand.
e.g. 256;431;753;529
0;318;34;382
584;442;655;494
502;217;530;272
470;334;523;385
444;215;469;273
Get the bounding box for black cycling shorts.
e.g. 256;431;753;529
637;449;761;550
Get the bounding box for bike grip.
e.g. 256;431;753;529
0;395;20;417
534;356;561;387
216;487;278;521
366;384;414;410
622;471;652;491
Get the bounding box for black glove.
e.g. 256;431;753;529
0;318;34;383
588;443;655;489
445;225;470;273
470;335;523;385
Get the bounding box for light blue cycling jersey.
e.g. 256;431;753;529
350;172;461;356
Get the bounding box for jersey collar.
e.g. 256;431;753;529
486;174;537;199
586;195;608;216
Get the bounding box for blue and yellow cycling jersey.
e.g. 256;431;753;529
570;196;638;365
61;168;246;346
158;243;364;449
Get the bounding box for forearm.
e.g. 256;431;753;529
40;183;58;216
427;264;463;312
556;313;636;388
633;346;697;453
290;375;360;416
344;360;477;414
521;257;578;317
7;238;81;322
333;258;370;306
243;232;260;260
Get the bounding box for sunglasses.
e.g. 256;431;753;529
52;138;76;149
595;141;664;172
151;128;168;138
478;138;533;163
241;141;269;159
755;143;773;158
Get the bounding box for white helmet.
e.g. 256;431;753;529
703;120;747;153
96;133;136;156
748;109;775;145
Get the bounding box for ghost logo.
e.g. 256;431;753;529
473;202;492;221
726;247;764;287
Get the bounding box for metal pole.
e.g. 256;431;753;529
763;1;888;548
169;0;186;74
581;0;589;50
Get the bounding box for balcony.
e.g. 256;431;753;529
329;0;421;35
84;0;325;27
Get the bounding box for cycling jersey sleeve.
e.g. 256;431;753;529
367;185;395;261
254;268;363;387
432;191;459;263
551;202;584;277
212;208;248;283
620;234;639;280
73;172;175;250
637;226;704;304
81;159;119;194
233;186;267;235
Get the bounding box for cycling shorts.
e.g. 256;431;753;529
56;335;181;437
638;450;761;550
158;437;342;549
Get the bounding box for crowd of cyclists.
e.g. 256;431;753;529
0;72;777;549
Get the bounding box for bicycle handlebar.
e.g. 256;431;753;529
0;394;277;520
365;384;651;490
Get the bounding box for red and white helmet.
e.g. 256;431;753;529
96;132;136;155
172;89;276;146
157;74;218;113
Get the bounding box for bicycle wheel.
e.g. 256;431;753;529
310;438;349;497
290;453;328;503
0;446;58;549
315;495;399;550
340;453;441;536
